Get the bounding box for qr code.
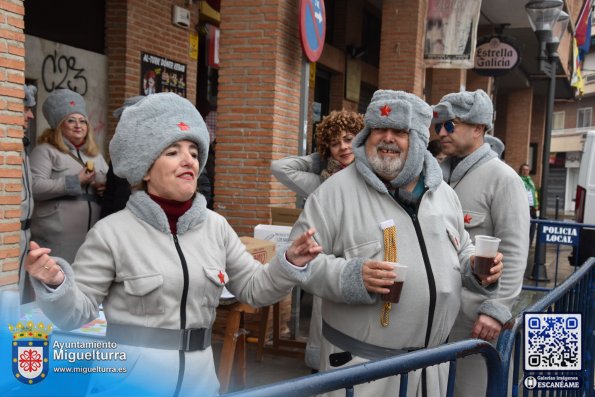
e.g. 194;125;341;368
524;313;581;371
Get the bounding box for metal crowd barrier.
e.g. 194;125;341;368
221;339;503;397
497;257;595;397
220;258;593;397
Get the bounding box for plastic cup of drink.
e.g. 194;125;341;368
382;263;408;303
474;235;501;278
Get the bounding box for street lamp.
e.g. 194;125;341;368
525;0;569;281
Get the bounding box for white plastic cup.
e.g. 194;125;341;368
474;235;501;277
382;263;408;303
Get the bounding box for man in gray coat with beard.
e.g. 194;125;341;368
433;89;529;396
291;89;503;397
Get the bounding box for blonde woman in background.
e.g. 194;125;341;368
30;89;108;263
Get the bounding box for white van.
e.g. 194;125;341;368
571;130;595;265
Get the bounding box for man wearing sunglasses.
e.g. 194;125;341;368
433;89;530;397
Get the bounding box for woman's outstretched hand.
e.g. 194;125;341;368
25;241;65;287
285;228;323;267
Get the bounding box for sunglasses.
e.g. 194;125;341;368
434;120;457;135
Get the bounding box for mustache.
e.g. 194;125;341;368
376;143;401;153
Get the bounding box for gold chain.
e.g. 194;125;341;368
380;225;397;327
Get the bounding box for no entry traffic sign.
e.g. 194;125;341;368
299;0;326;62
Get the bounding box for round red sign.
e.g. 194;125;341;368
299;0;326;62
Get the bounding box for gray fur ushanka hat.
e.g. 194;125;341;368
361;89;432;146
113;95;145;120
432;89;493;131
24;85;37;107
42;89;87;129
353;89;433;188
484;134;505;157
109;93;209;185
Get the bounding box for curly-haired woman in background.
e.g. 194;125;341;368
272;110;364;197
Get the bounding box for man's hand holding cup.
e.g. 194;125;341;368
472;235;503;285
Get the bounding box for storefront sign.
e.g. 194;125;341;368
189;32;199;61
206;24;220;68
299;0;326;62
140;52;187;97
473;35;521;77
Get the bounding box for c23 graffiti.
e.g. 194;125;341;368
41;51;88;95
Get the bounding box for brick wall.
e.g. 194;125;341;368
553;95;595;129
426;69;463;105
379;0;426;95
0;1;25;289
105;0;199;145
466;71;491;94
216;0;302;235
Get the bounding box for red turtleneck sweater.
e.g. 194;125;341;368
148;193;193;234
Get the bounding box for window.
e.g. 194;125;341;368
577;107;592;128
552;111;565;130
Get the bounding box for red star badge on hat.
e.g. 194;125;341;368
464;214;472;224
177;122;189;131
433;111;438;118
69;101;76;107
218;270;225;284
380;104;392;117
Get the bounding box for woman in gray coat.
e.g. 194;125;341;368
29;89;108;262
271;110;364;198
23;93;332;396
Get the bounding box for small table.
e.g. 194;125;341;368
215;299;306;393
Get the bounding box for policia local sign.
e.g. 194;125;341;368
473;35;521;77
539;222;581;246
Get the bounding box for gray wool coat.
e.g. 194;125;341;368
441;143;530;396
291;161;496;397
18;153;35;304
29;141;108;262
30;191;316;396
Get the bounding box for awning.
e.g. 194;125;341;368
551;134;584;152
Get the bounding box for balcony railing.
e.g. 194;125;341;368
551;126;592;135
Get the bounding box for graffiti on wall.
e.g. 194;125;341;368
41;51;88;95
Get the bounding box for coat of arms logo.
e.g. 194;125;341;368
9;321;52;385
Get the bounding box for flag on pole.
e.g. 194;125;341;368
571;38;585;96
575;0;593;61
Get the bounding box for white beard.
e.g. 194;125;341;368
367;143;404;180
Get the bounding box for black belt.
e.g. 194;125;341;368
322;320;421;362
106;324;212;351
21;219;31;230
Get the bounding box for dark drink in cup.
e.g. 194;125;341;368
474;256;494;278
382;263;408;303
473;235;501;279
382;281;404;303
